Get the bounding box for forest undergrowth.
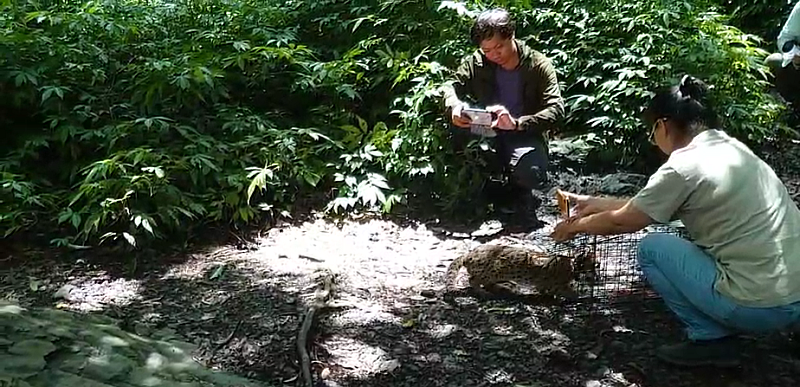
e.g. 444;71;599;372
1;0;797;253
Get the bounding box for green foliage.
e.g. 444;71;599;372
710;0;795;41
1;0;346;248
513;0;788;167
0;0;792;250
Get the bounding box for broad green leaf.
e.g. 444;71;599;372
41;88;53;104
210;264;226;280
141;218;154;234
122;232;136;247
57;209;73;224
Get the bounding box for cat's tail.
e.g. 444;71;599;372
444;254;467;292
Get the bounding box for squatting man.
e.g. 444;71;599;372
766;0;800;114
442;8;565;231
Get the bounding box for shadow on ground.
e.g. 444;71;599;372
1;236;319;383
5;212;800;387
4;139;800;387
320;293;800;387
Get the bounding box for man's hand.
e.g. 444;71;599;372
550;217;579;242
487;105;518;131
451;104;471;128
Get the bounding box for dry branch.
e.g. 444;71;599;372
297;270;336;387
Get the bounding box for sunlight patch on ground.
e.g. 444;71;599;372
237;217;479;332
160;259;208;280
246;249;325;277
593;304;624;317
248;217;472;292
531;327;571;343
320;336;401;379
328;297;400;326
491;323;517;336
54;277;143;312
160;247;241;280
153;214;657;384
583;365;638;387
483;368;514;384
427;323;459;339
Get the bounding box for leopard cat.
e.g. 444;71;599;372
444;243;596;299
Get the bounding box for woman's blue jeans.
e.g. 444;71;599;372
637;233;800;341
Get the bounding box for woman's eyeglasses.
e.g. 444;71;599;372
783;40;800;53
649;118;664;145
649;121;657;144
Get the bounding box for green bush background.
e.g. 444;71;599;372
0;0;796;249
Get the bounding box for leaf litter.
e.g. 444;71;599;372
2;142;800;387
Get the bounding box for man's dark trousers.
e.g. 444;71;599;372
766;53;800;113
450;127;549;210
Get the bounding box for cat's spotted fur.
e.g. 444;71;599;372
444;243;595;298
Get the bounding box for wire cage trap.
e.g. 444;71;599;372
542;190;693;307
537;222;690;306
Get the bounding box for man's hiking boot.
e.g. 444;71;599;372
655;337;741;368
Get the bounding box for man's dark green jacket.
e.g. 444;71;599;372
442;39;565;138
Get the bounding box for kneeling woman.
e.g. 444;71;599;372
551;75;800;367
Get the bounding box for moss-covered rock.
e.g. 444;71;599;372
0;300;267;387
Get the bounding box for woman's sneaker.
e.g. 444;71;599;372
655;337;741;368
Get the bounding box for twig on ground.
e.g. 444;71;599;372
297;270;336;387
196;318;243;366
298;254;324;263
129;255;138;276
627;361;647;377
228;230;246;244
206;247;238;261
215;319;242;348
769;354;800;367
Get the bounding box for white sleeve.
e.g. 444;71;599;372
778;1;800;51
629;165;692;224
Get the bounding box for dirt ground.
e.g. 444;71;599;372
3;140;800;387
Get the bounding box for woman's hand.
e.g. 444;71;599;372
558;190;604;218
550;217;579;242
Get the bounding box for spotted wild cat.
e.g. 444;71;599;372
444;243;595;298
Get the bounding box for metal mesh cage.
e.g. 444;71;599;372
536;222;690;304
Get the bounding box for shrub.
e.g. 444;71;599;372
0;0;791;250
709;0;795;42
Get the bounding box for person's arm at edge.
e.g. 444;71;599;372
442;54;476;114
778;1;800;51
589;197;630;214
568;200;655;236
516;56;565;134
556;166;690;240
